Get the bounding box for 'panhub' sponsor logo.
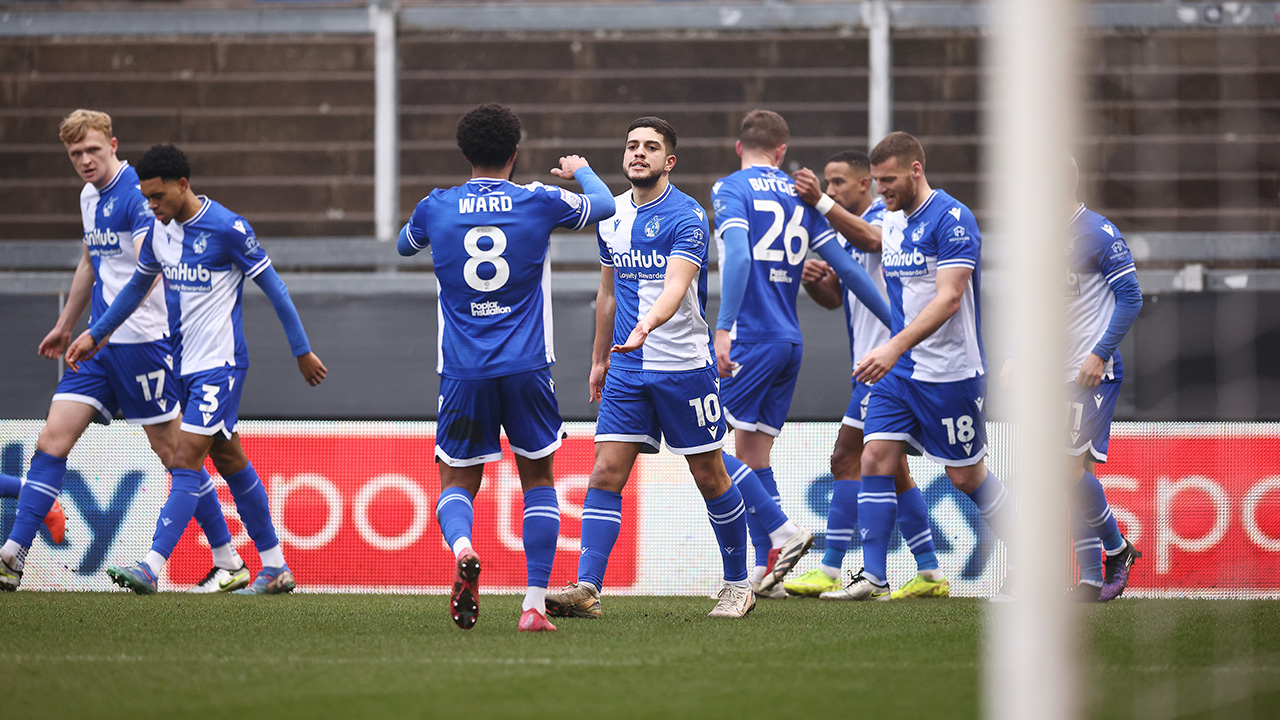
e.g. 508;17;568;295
882;248;928;277
84;228;124;257
611;249;667;269
163;262;213;291
470;300;511;317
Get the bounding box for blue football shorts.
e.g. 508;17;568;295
595;364;726;456
178;365;248;439
863;372;989;467
719;340;803;436
1067;379;1121;462
842;379;875;429
435;367;564;467
53;339;181;426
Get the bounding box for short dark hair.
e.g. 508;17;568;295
869;131;925;170
136;144;191;182
627;116;677;150
739;109;789;152
826;150;870;173
456;103;522;168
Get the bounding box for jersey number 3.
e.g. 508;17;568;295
463;226;510;292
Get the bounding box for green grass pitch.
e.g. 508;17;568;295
2;594;1278;719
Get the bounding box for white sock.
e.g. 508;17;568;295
143;551;167;576
768;520;800;547
211;543;243;570
1;540;27;572
750;565;767;584
818;564;840;580
1104;542;1126;557
451;537;474;558
920;568;944;582
259;544;286;568
727;578;751;590
522;586;547;613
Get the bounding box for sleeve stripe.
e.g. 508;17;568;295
600;258;614;267
135;263;161;276
670;251;702;266
245;256;272;279
573;194;591;231
937;259;976;269
405;225;428;250
1105;265;1137;284
717;218;749;232
131;228;149;239
810;229;836;249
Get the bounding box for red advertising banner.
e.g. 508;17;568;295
1099;428;1280;595
166;430;637;591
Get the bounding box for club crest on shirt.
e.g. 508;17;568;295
192;232;209;254
644;215;663;238
911;222;928;245
102;196;118;217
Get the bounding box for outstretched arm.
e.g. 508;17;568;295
855;266;969;384
253;265;327;386
813;240;891;327
65;268;156;371
613;257;699;354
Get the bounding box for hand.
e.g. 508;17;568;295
1076;353;1104;389
801;259;830;285
64;330;105;373
999;357;1016;389
38;326;72;359
792;167;822;205
714;329;736;378
297;352;328;386
550;155;590;179
588;361;609;403
853;341;903;384
612;320;650;354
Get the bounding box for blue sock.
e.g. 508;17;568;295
896;486;939;572
744;509;771;568
704;484;749;583
223;463;279;553
522;486;559;589
151;468;201;559
1076;471;1124;554
435;486;474;550
723;452;788;534
965;471;1012;544
755;466;780;504
857;474;897;586
0;473;21;498
8;451;66;548
193;469;233;550
822;479;860;569
1073;510;1104;585
577;488;623;591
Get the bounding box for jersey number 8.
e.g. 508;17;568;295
463;226;510;292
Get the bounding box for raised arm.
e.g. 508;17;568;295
794;167;880;252
551;156;616;226
252;265;327;386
